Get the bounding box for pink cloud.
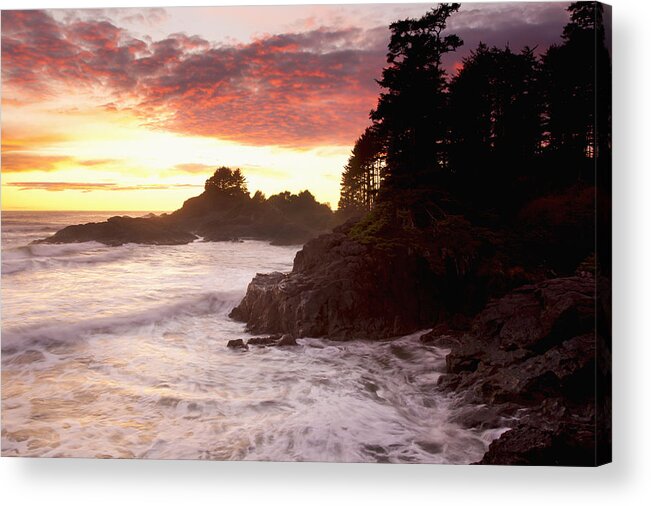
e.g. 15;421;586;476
2;6;568;148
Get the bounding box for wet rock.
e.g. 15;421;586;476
479;399;597;465
228;195;610;464
277;334;297;346
226;339;248;350
420;325;464;348
449;404;509;430
245;333;297;347
230;215;506;340
246;335;282;346
230;201;572;319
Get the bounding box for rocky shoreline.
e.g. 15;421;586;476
229;219;611;465
433;275;610;464
36;177;610;464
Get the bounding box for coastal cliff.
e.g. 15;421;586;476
229;221;440;339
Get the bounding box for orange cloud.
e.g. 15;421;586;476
1;149;121;173
173;163;213;174
1;152;73;172
76;159;117;167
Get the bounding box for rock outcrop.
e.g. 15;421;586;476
226;339;248;350
229;214;519;340
229;191;610;464
230;230;439;339
433;275;611;465
167;190;334;246
38;216;196;246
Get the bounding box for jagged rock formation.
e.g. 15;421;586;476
432;275;611;465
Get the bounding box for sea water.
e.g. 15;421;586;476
1;211;506;462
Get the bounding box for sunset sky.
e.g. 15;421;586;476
1;2;569;211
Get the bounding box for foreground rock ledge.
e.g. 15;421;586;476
433;275;611;465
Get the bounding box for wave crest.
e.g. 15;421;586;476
2;242;133;275
1;291;241;352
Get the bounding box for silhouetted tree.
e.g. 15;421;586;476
338;0;611;245
251;190;266;204
543;1;611;163
371;3;462;187
204;167;249;196
338;126;386;211
449;44;543;187
268;190;333;231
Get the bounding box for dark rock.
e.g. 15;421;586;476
420;326;464;348
436;275;610;466
227;187;608;464
37;216;196;246
226;339;248;350
230;214;511;340
244;333;297;347
170;189;334;245
449;404;510;430
479;399;597;465
247;335;282;346
277;334;297;346
38;184;336;247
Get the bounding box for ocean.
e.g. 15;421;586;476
1;210;505;462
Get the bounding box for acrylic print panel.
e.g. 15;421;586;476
1;2;611;465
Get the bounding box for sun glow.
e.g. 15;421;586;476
1;99;348;211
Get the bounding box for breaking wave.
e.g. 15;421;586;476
1;290;240;352
1;242;135;274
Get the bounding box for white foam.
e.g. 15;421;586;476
1;241;133;275
1;290;240;351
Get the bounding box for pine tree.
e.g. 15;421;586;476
370;3;462;187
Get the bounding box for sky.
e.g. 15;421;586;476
1;2;570;211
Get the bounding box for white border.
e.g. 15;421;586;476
1;0;650;504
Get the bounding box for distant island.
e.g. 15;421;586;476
38;167;336;246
